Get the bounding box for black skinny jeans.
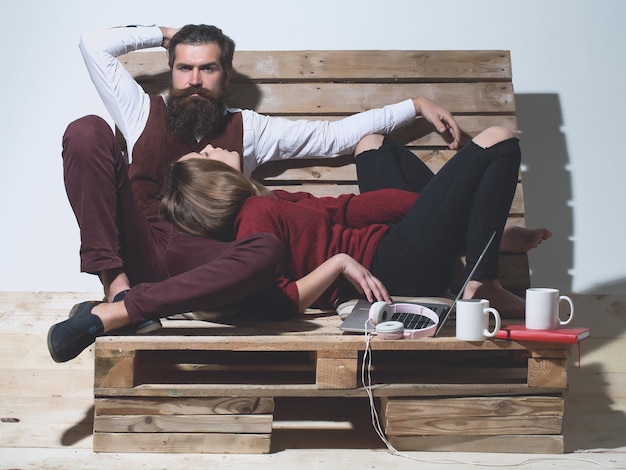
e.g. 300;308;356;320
357;137;521;296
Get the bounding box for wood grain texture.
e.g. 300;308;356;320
120;50;512;81
2;292;621;465
93;432;271;453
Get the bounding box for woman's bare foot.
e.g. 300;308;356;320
463;278;525;319
500;225;553;253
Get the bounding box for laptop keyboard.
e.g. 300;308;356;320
391;311;435;329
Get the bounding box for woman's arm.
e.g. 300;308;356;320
295;253;391;312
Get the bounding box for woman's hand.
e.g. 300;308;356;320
295;253;391;312
337;254;391;304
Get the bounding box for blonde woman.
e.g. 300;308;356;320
162;129;551;319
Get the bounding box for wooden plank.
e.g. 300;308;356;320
2;366;94;399
383;413;563;437
94;334;569;352
225;82;514;115
388;434;564;453
232;50;513;82
95;397;274;415
95;363;528;395
94;382;566;399
93;432;271;453
0;395;94;449
382;396;564;436
133;80;514;114
120;50;512;81
0;291;102;336
383;395;564;420
94;413;273;433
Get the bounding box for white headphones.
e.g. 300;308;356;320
368;301;439;339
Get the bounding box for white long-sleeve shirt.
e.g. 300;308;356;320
79;25;418;176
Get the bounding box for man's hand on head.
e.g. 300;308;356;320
159;27;179;48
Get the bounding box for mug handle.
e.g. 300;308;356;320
483;308;501;338
558;295;575;325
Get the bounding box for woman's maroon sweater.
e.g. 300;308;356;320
234;188;418;314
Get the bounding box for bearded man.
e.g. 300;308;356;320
49;24;460;363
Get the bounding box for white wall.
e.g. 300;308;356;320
2;0;624;295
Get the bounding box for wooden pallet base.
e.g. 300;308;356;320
92;316;571;454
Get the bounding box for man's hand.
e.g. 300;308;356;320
159;27;179;48
412;96;461;150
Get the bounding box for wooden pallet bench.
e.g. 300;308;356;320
93;315;570;454
92;49;573;454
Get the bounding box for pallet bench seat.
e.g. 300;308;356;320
93;48;573;454
93;315;570;454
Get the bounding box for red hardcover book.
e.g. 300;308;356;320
495;324;590;343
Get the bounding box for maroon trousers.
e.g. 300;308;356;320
62;115;285;322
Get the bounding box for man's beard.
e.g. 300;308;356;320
166;86;227;143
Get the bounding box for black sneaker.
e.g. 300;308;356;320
47;301;105;363
68;290;162;335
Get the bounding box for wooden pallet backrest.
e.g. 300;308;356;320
120;49;529;292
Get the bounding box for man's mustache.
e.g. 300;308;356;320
171;86;220;101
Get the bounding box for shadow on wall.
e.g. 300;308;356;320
515;94;574;293
581;278;626;295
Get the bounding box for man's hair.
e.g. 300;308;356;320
167;24;236;73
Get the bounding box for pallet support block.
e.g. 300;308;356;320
95;349;137;389
316;350;358;389
527;349;570;388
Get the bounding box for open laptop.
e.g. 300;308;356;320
339;231;496;337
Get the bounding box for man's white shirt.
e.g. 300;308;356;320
79;25;417;176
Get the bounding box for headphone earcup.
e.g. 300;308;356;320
369;301;392;326
375;320;405;340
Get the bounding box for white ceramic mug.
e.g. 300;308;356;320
525;288;574;330
456;299;501;341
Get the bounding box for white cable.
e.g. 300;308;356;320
361;328;399;454
361;320;626;469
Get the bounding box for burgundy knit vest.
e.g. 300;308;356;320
129;95;243;217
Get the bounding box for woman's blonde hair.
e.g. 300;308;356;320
161;158;273;240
